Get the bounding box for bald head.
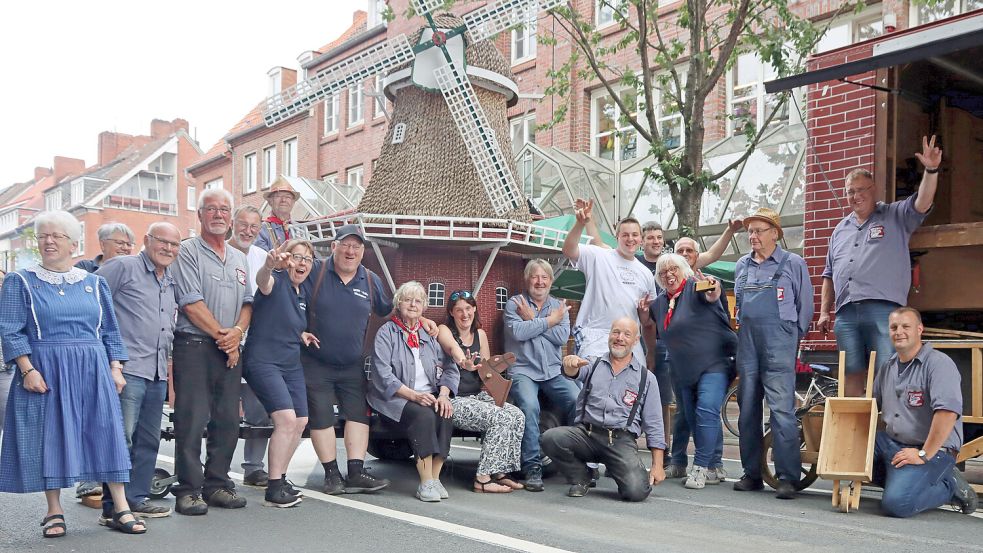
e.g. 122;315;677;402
675;237;700;269
144;222;182;272
608;317;640;360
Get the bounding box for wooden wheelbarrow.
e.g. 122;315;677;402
817;351;878;513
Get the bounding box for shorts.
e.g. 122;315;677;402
834;299;898;374
653;342;674;406
243;362;308;418
302;352;370;429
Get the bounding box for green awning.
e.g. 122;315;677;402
533;215;618;248
551;259;736;301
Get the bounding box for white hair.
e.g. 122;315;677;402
97;222;135;242
674;236;700;253
146;221;181;238
197;187;234;210
393;280;426;306
524;258;553;280
34;210;82;243
654;253;695;291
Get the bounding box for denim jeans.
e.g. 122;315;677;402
509;373;579;471
873;431;957;518
102;375;168;513
241;382;270;474
677;371;728;468
834;300;898;374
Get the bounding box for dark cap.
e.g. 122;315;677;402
334;224;365;243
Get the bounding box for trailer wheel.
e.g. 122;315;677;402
149;468;173;499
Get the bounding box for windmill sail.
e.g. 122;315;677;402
464;0;565;44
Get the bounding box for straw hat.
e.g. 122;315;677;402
263;176;300;201
742;207;783;239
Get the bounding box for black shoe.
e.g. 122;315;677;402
733;475;764;492
283;478;303;498
175;494;208;516
264;480;302;508
588;466;600;488
951;469;979;514
323;471;345;495
344;469;390;494
524;465;544;492
775;480;797;500
244;469;269;487
205;488;247;509
567;482;590;497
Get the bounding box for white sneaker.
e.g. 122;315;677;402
706;466;725;485
433;480;449;499
684;466;709;490
415;480;441;502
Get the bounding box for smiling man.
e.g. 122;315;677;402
255;178;299;252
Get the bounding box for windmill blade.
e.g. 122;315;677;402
264;34;414;127
412;0;447;19
434;62;523;217
464;0;565;44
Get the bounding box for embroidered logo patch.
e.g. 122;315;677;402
435;365;443;380
236;268;247;286
868;225;885;240
907;390;925;407
776;287;785;301
622;389;638;407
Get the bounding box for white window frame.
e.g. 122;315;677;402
367;0;388;28
45;189;61;211
348;83;364;127
495;287;508;311
815;6;884;53
725;52;802;137
428;282;445;307
324;93;340;135
511;19;537;64
509;113;536;156
595;0;627;28
347;165;364;189
373;75;386;119
283;138;298;177
910;0;982;26
243;153;257;193
655;71;686;149
76;221;85;258
71;179;84;205
186;185;196;210
205;178;224;191
263;146;277;187
589;87;646;161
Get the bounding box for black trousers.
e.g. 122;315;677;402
541;424;651;502
393;401;453;459
172;336;242;497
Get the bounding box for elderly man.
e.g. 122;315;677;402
503;259;575;492
75;222;135;273
170;189;253;515
96;222;182;520
818;137;942;397
732;208;814;499
255;177;299;251
541;317;665;501
228;205;273;488
872;307;977;517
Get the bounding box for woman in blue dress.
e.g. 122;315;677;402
0;210;145;537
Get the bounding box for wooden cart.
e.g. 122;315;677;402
931;340;983;497
817;352;878;513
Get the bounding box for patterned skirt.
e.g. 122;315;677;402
0;339;130;492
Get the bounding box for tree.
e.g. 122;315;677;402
541;0;858;237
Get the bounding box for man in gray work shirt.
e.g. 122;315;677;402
818;136;942;396
871;307;977;517
541;317;666;501
97;222;182;520
170;188;253;516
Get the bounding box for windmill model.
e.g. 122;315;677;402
262;0;575;350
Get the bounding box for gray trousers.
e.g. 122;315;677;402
542;424;652;502
241;382;270;474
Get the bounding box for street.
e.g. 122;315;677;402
1;437;980;553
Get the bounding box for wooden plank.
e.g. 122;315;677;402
956;435;983;464
924;327;983;339
909;222;983;249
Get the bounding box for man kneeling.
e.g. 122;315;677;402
541;318;666;501
871;307;977;517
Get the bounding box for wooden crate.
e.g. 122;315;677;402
817;397;879;481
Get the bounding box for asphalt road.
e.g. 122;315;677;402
1;437;980;553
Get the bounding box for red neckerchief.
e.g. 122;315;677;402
663;280;687;330
391;316;421;348
265;216;291;239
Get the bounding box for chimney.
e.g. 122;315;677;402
53;157;86;182
34;167;52;182
171;118;190;133
151;118;175;138
98;131;136;165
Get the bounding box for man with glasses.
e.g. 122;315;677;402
255;178;299;252
170;188;253;515
96;222;182;520
818;136;942;397
75;223;135;274
732;208;813;499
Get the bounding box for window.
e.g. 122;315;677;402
510;113;536;156
205;178;224;191
45;189;61;211
428;282;445;307
495;287;508;310
347;165;364;189
324;93;340;135
373;75;386;119
511;19;536;64
912;0;983;25
284;139;298;177
76;222;85;258
244;153;257;193
367;0;387;28
263;146;277;187
348;83;364;126
727;53;800;137
654;72;686;149
187;185;196;210
268;67;283;96
591;89;642;160
71;180;84;205
816;10;884;53
596;0;627;27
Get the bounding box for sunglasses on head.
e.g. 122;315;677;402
449;290;473;302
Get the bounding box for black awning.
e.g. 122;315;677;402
764;26;983;93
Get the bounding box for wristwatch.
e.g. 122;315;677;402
917;449;927;460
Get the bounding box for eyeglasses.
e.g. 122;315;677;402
336;241;364;251
234;222;261;233
201;206;232;215
449;290;473;302
845;184;874;197
290;254;314;264
747;227;775;236
269;192;294;200
399;297;425;305
148;235;181;249
103;238;134;248
658;266;680;278
36;232;71;242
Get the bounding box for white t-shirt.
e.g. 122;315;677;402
246;245;267;296
573;244;657;359
411;347;432;393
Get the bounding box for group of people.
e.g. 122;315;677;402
0;137;977;540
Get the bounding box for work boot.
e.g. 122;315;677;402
323;470;344;495
175;494;208;516
775;480;797;500
263;479;302;508
343;468;390;494
733;475;764;492
664;464;688;479
951;469;979;514
588;466;600;488
524;465;544;492
567;482;590;497
244;469;270;487
205;488;247;509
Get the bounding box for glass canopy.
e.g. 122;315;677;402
516;123;807;260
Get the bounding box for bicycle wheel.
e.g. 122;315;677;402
721;384;740;438
760;425;818;491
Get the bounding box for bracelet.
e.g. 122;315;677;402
233;325;245;335
925;166;940;174
21;367;36;378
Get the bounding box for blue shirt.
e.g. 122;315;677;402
74;254;105;273
96;252;177;381
244;271;308;369
255;219;289;252
823;194;928;311
735;245;814;336
503;293;570;382
302;257;393;366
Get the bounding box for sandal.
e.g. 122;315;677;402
40;514;67;538
473;478;512;493
109;510;147;535
492;474;525;490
